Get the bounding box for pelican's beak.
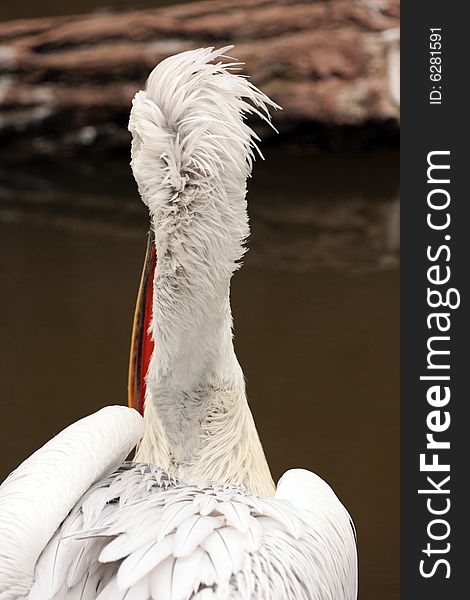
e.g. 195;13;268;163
128;230;156;415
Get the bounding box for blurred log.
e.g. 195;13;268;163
0;0;399;160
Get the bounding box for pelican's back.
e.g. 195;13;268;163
29;464;356;600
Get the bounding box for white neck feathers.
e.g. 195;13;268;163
129;47;277;495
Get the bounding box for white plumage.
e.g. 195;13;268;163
0;47;357;600
26;464;355;600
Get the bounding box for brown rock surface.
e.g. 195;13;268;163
0;0;399;160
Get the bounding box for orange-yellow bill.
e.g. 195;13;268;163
128;230;156;415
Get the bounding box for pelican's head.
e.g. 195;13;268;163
128;46;278;210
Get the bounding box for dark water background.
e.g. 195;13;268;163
0;149;399;599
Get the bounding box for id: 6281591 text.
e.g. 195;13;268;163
429;28;442;105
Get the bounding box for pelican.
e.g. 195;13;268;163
0;47;357;600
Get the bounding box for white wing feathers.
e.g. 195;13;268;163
28;465;356;600
0;406;143;600
275;469;358;600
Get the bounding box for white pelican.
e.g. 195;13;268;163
0;47;357;600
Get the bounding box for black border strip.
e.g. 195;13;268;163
401;3;468;597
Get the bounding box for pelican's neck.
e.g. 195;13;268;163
134;194;274;496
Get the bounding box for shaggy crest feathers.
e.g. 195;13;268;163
129;46;278;212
